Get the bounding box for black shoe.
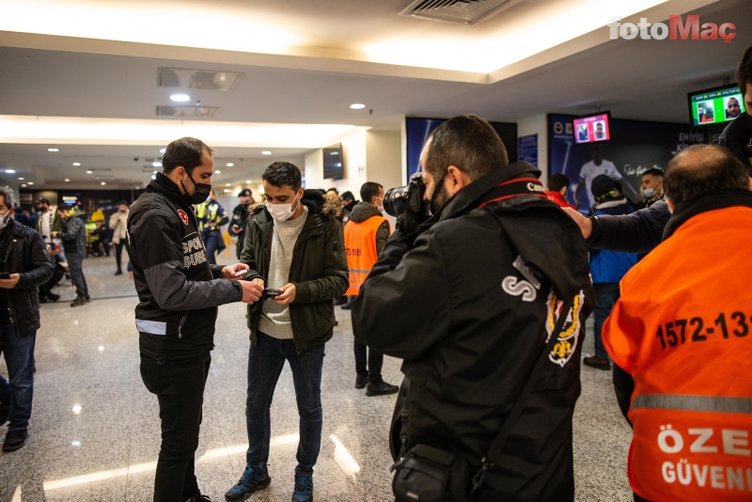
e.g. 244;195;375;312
115;270;123;275
185;493;213;502
70;296;86;307
334;296;347;306
583;355;611;371
341;301;353;310
3;429;28;452
355;374;368;389
47;292;60;302
85;295;92;303
366;381;399;396
225;465;271;501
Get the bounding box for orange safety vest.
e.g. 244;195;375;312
344;214;386;296
604;206;752;502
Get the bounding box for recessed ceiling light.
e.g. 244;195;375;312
170;93;191;103
5;169;15;174
226;162;234;167
18;177;24;181
21;183;27;187
225;183;231;187
64;178;70;182
160;148;166;154
27;181;34;185
152;161;162;168
349;103;366;110
261;150;272;156
215;170;222;174
223;188;231;193
72;162;81;167
86;170;93;174
245;179;252;183
47;147;59;152
100;181;107;186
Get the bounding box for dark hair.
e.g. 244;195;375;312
326;187;339;195
548;173;570;192
664;144;749;206
425;114;509;181
263;161;302;190
341;191;354;202
641;168;664;178
162;137;213;174
360;182;383;203
38;197;50;205
736;44;752;97
117;200;128;206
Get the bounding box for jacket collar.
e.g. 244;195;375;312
149;172;193;211
663;189;752;239
437;161;542;222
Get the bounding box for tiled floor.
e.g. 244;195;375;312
0;250;634;501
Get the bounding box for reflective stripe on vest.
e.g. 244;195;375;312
632;394;752;414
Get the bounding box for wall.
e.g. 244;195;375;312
517;114;548;186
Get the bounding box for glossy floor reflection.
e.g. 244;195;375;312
0;251;634;501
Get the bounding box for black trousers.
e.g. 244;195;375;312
38;263;64;298
114;241;125;272
354;337;384;383
140;353;211;502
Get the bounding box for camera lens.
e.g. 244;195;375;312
383;185;408;217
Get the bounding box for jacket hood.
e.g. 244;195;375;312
441;162;590;299
349;201;381;222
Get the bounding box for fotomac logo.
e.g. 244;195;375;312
608;15;736;43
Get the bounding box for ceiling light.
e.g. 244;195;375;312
170;93;191;103
72;162;81;167
245;179;252;183
18;177;24;181
5;169;15;174
27;181;34;185
215;170;222;174
225;183;231;187
223;188;231;193
261;150;272;156
21;183;27;187
349;103;366;110
64;178;70;182
152;161;162;168
160;148;166;154
86;170;93;174
47;147;59;152
100;181;106;186
226;162;234;167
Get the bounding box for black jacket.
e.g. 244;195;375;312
59;211;87;255
718;113;752;170
352;163;592;501
127;173;243;361
0;220;54;333
240;198;348;353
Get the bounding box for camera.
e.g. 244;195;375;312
383;172;427;217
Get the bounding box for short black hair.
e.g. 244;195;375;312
641;168;664;178
162;137;213;175
736;44;752;97
665;144;749;206
548;173;570;192
341;191;354;202
263;161;302;190
360;182;383;203
426;114;509;181
117;200;128;206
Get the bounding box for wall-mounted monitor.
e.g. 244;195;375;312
323;143;343;180
688;85;745;127
572;112;611;144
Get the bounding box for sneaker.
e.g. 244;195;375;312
291;474;313;502
583;355;611;371
70;296;86;307
366;381;399;396
225;465;271;501
355;374;368;389
3;429;28;452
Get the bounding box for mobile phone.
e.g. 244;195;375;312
263;288;281;299
0;272;10;279
234;269;248;277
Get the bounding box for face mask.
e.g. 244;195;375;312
643;188;655;199
181;170;212;205
0;210;11;230
265;195;299;222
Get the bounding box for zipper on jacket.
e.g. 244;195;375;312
177;312;188;339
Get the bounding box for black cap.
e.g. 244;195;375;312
238;189;252;197
591;175;616;198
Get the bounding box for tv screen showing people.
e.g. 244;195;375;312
688;85;746;127
572;112;611;144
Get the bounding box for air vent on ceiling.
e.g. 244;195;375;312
156;105;218;118
158;68;242;91
400;0;515;24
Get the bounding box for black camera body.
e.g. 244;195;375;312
383;172;427;217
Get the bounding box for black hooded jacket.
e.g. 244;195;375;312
127;173;242;360
352;162;592;501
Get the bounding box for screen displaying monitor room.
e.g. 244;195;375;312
688;85;746;127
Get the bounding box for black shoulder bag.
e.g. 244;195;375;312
392;297;575;502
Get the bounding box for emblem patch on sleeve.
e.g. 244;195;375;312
177;209;189;225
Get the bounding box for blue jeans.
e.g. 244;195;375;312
246;332;325;475
593;282;620;359
0;324;36;430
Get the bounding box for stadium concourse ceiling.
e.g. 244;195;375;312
0;0;749;189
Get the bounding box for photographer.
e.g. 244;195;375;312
352;115;591;501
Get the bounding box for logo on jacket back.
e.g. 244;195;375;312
545;291;585;367
183;235;207;268
177;209;189;225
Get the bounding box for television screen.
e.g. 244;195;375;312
323;143;343;180
572;112;611;144
688;85;746;127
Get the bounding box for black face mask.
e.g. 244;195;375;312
428;172;448;216
181;170;212;204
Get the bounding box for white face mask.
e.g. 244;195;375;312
0;210;11;230
265;195;299;222
643;187;655;199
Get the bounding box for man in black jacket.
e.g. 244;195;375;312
0;185;54;452
352;115;591;501
225;162;348;502
127;137;263;502
227;188;253;259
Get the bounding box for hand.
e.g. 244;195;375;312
221;263;250;278
239;280;264;304
273;283;296;305
0;273;21;289
561;207;592;239
51;231;59;238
